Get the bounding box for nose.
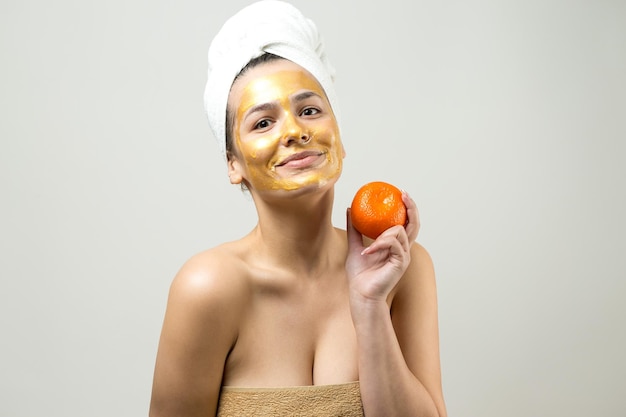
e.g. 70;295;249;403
281;112;309;146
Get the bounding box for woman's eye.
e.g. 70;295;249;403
301;107;320;117
254;119;272;130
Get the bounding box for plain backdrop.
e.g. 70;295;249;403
1;0;625;416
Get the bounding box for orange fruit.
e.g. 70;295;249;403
350;181;407;239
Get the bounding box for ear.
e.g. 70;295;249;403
227;153;244;185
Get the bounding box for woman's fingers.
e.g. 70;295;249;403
346;208;365;253
361;225;410;257
402;191;420;242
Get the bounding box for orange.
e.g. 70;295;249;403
350;181;407;239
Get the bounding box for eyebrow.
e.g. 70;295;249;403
245;102;279;119
243;91;323;120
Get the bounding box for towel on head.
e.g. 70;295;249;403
203;0;340;159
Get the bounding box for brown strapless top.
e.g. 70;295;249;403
216;381;364;417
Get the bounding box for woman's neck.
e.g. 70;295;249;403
248;188;342;275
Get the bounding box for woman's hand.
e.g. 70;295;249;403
345;191;420;303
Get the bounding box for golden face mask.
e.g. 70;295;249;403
230;61;344;193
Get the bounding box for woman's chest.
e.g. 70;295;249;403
222;283;358;387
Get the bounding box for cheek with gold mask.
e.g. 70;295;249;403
232;68;344;192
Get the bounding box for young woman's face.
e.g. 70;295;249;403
227;59;344;195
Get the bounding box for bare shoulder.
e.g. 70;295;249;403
166;244;252;329
395;242;436;300
170;243;250;307
391;242;438;331
409;241;435;274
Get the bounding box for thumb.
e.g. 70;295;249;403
346;208;364;253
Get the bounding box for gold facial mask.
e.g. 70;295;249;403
232;66;343;192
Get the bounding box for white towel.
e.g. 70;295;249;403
203;0;340;159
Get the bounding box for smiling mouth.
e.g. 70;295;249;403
275;151;325;168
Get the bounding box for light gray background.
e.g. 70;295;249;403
1;0;624;416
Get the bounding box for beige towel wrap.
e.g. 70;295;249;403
216;381;364;417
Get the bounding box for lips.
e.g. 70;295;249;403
275;150;324;167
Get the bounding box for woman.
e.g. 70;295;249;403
149;1;446;416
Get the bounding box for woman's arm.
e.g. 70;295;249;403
149;252;244;417
346;194;446;417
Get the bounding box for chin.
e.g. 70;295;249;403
259;175;339;197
